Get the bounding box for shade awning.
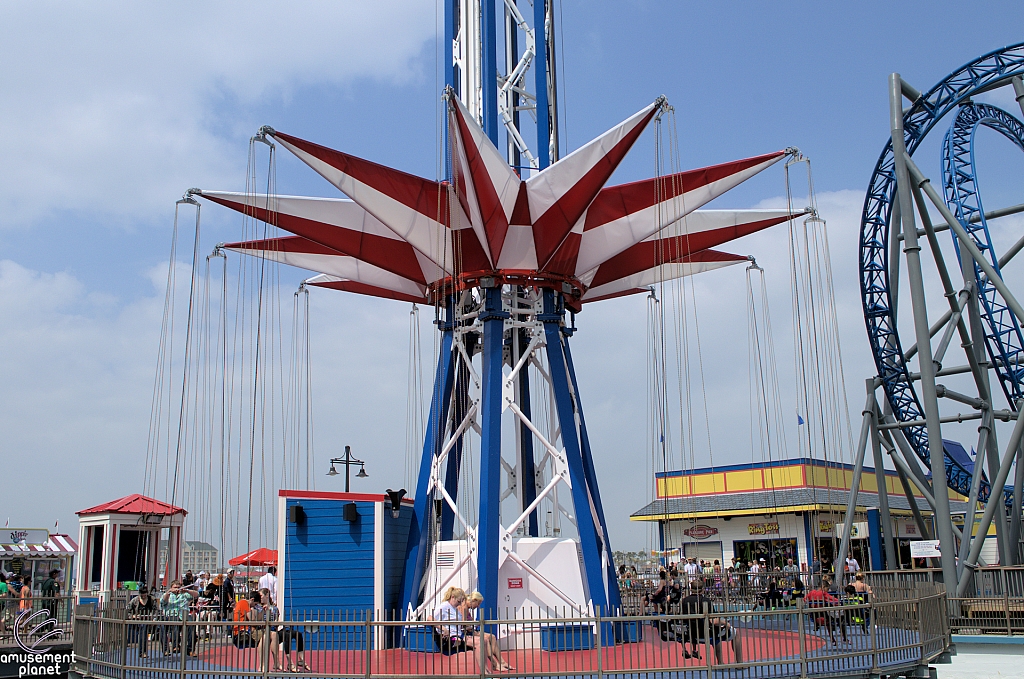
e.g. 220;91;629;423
228;547;277;567
0;534;78;558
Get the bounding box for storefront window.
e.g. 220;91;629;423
732;539;797;568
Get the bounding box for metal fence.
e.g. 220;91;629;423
0;595;75;647
72;590;949;679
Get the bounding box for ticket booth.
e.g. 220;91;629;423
76;494;186;603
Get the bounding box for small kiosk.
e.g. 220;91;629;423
0;529;77;592
76;494;186;602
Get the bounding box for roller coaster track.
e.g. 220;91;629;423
860;43;1024;506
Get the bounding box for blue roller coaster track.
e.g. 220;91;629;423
860;43;1024;507
942;102;1024;407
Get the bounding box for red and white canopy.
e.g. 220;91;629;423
204;95;798;306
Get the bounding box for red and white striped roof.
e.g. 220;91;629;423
204;95;798;306
0;534;77;558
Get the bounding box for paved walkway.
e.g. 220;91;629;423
939;639;1024;679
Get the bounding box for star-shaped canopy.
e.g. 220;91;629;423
199;94;799;308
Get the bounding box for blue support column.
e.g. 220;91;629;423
867;507;884;571
803;512;815;571
517;327;539;536
444;0;456;93
476;286;508;618
533;0;550;169
440;358;470;540
540;289;610;614
563;334;621;612
402;302;458;615
481;0;499;145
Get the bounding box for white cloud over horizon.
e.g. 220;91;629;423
0;1;437;227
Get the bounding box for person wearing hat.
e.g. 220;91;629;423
128;585;157;658
196;571;210;592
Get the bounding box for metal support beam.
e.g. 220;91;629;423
899;202;1024;241
869;389;898;570
441;357;470;540
476;285;509;617
889;72;957;592
835;390;875;583
480;0;499;145
564;332;622;613
880;420;934;499
402;309;457;613
958;400;1024;595
1010;441;1024;564
541;289;609;612
905;155;1024;326
533;0;550;169
515;325;539;536
880;432;932;540
956;412;992;580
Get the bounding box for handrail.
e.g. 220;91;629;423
69;590;951;679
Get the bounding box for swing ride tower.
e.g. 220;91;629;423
193;0;802;622
857;42;1024;595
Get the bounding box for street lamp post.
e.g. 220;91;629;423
327;445;368;492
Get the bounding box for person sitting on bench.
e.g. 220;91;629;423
434;587;470;656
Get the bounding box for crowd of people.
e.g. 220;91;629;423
0;569;63;638
123;565;307;671
632;557;876;657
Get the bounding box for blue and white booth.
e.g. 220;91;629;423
276;490;414;648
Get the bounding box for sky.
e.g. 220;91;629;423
2;2;1024;557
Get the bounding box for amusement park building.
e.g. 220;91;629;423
630;456;983;571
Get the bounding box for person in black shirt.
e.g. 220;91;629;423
680;583;743;664
127;586;157;658
219;570;236;623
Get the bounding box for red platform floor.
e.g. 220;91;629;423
198;627;826;675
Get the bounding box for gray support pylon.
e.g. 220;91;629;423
910;182;988;393
1010;443;1024;563
835;390;875;581
889;73;958;592
881;417;935;501
869;388;898;570
985;420;1011;565
883;434;932;540
957;412;992;579
958;399;1024;596
954;215;1011;565
905;156;1024;325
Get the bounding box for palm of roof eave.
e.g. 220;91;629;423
210;94;797;304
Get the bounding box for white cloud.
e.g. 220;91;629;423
0;1;437;226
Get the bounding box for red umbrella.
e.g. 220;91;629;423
228;547;278;567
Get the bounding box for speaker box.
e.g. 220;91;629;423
343;502;359;522
288;504;305;524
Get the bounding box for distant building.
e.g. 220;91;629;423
159;540;219;575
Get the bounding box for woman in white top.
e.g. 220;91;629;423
434;588;470;655
462;592;513;671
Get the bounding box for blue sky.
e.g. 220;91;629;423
2;1;1023;554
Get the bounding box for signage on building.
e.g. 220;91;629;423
683;525;719;540
4;528;48;545
747;522;780;536
909;540;942;558
848;522;869;539
818;520;834;534
507;578;523;589
897;520;920;538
